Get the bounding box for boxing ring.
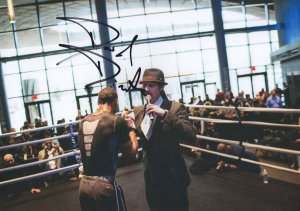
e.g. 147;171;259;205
0;105;300;211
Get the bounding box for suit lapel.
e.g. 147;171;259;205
152;99;172;129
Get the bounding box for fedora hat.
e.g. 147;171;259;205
140;68;168;85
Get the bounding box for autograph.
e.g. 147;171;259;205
56;17;146;95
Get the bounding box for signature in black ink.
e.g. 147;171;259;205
56;17;145;95
118;67;146;95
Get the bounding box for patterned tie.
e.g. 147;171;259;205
141;113;156;140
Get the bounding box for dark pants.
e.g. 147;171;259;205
144;171;189;211
79;176;127;211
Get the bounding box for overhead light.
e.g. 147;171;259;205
7;0;16;23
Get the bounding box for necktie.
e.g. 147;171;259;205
141;113;156;140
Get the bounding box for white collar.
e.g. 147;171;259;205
153;96;163;107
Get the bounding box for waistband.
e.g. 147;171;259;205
83;175;115;182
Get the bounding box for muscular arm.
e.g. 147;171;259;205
116;117;139;161
120;130;138;160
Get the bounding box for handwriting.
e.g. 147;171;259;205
118;67;146;95
56;17;145;95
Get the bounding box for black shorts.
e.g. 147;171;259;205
79;176;127;211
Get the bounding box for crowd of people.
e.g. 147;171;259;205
185;86;300;174
0;117;81;199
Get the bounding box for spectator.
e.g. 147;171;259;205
266;89;282;108
0;154;24;199
216;143;261;174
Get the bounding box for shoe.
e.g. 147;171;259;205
69;177;78;181
31;188;41;193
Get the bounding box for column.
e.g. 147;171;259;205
95;0;116;88
211;0;231;92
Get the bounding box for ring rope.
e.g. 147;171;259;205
0;150;80;174
0;147;144;187
0;164;80;187
0;133;77;151
180;143;300;174
189;117;300;129
0;120;81;138
185;104;300;113
197;135;300;156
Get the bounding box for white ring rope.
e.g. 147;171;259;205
0;164;80;187
180;144;300;174
0;106;299;187
0;120;81;138
189;116;300;129
196;135;300;156
185;104;300;114
0;133;78;151
0;150;80;174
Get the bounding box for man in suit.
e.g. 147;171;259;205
125;68;196;211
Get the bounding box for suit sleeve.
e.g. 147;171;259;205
164;102;196;143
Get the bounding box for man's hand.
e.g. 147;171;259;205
122;110;136;128
145;104;166;117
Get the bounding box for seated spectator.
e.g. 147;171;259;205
38;140;64;171
0;154;24;199
216;143;261;174
286;129;300;171
38;140;64;186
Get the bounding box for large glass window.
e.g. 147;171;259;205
225;33;248;47
118;0;144;17
222;6;246;29
151;54;178;78
2;61;19;75
249;43;271;66
0;33;16;57
0;8;13;33
149;41;175;55
196;8;214;32
4;74;23;98
21;70;48;95
47;67;74;92
172;10;198;35
227;46;250;69
202;49;219;71
144;0;170;14
146;13;173;38
39;2;64;27
42;26;68;51
17;29;43;55
177;51;203;76
15;5;38;30
8;98;27;129
73;64;102;89
245;5;268;27
118;15;148;41
0;0;281;129
19;58;45;72
50;91;77;123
